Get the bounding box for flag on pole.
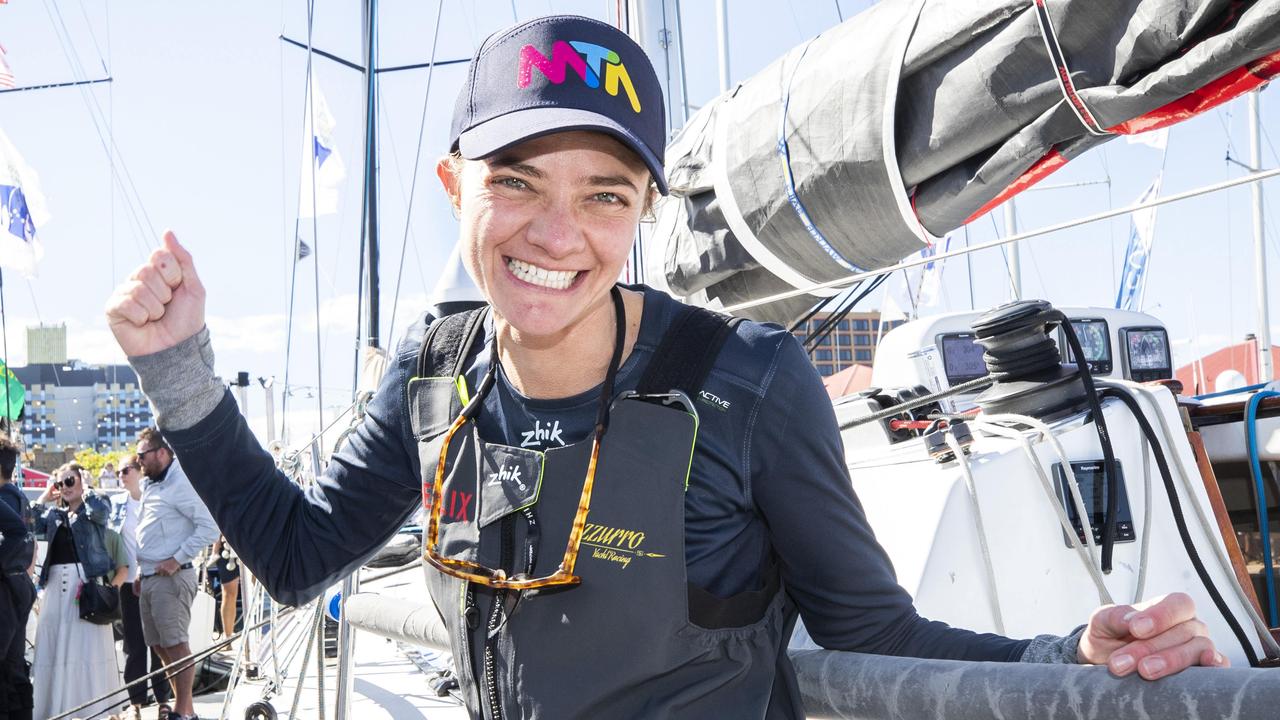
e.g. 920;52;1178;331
881;234;953;321
0;359;23;422
298;74;345;218
915;234;952;309
1115;175;1163;311
296;239;312;262
1125;127;1169;151
0;128;49;277
0;44;15;90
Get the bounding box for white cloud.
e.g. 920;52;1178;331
207;312;289;352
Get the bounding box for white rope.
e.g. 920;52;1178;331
944;433;1006;634
1100;381;1280;657
973;415;1113;606
1136;434;1154;604
723;166;1280;313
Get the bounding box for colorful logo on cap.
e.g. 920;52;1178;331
518;40;642;114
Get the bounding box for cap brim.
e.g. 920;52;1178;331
457;107;669;195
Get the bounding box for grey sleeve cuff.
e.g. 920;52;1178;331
128;327;224;431
1019;624;1087;664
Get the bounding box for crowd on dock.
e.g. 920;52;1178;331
0;430;238;720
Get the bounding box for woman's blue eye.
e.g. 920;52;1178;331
594;192;622;204
495;177;528;190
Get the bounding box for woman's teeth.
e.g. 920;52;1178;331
507;258;579;290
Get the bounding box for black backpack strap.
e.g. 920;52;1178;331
637;304;744;397
415;305;490;380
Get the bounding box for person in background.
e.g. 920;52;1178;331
31;463;127;720
133;428;218;720
207;535;239;642
98;463;120;491
0;437;35;720
110;461;170;720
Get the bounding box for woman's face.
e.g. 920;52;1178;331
120;464;141;493
439;131;650;341
59;471;83;507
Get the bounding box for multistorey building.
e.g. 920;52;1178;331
12;361;152;453
790;310;904;377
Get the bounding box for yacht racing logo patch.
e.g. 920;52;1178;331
581;523;665;570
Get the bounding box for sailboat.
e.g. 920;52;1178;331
13;0;1280;718
215;0;1280;712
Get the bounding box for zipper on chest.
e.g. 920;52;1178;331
480;514;516;720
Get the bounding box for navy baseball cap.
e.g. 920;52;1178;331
450;15;669;195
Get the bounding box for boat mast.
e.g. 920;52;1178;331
360;0;381;351
336;4;378;718
1250;90;1271;383
1005;201;1021;300
715;0;730;94
614;0;688;286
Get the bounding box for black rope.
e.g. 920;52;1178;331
801;272;890;354
1101;386;1265;668
787;289;842;333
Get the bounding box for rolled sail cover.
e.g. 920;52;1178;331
650;0;1280;323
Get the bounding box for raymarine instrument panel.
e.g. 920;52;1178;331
1052;459;1135;548
1120;326;1173;383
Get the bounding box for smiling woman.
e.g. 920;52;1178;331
436;131;651;398
104;12;1225;720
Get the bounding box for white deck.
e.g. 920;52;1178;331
192;566;467;720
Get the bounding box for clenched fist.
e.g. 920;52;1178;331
105;230;207;357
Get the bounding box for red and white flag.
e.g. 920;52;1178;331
0;45;14;90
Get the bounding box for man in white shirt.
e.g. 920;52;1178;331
110;461;170;720
134;428;218;720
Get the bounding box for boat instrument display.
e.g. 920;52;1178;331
1053;459;1135;548
826;299;1279;674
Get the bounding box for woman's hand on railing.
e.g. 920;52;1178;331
1078;592;1227;679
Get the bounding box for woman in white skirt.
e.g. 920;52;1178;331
31;463;129;719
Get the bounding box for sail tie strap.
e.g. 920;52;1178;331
1030;0;1113;137
776;39;864;275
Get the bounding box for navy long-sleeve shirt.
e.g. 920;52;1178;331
148;287;1031;662
0;482;34;573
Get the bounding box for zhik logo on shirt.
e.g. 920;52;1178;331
520;419;565;448
488;464;529;492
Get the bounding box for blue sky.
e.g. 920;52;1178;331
0;0;1277;442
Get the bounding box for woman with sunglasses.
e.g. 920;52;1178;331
106;15;1224;719
31;463;128;719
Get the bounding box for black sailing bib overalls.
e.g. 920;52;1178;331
407;289;790;719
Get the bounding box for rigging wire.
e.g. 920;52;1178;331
387;0;446;347
306;0;326;448
1096;147;1116;296
105;0;116;286
73;0;108;73
724;164;1280;314
41;1;153;258
802;273;890;354
787;291;842;333
802;283;863;351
